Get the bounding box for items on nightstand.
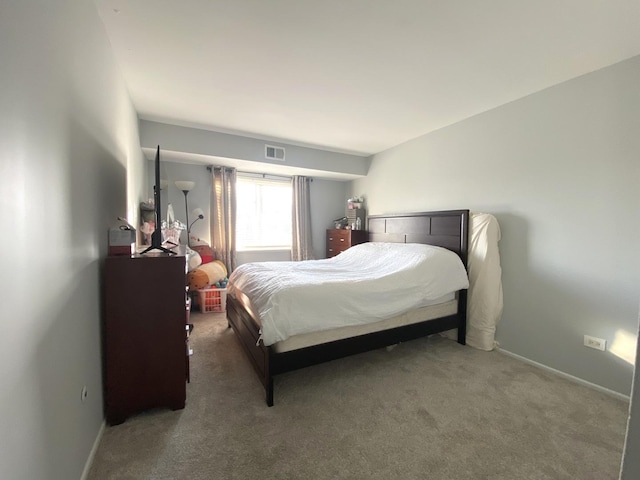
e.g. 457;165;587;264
333;216;348;229
346;195;366;230
327;197;368;257
347;207;365;230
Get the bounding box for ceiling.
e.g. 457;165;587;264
95;0;640;157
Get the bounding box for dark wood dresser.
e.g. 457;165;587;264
103;254;189;425
326;229;368;258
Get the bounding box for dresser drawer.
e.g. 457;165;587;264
327;242;350;256
326;230;349;243
326;229;368;258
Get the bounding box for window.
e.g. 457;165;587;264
236;175;292;250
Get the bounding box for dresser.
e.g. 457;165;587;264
326;229;368;258
103;254;190;425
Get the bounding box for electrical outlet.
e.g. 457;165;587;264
584;335;606;351
81;386;88;403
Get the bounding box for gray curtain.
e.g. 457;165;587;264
210;166;237;272
291;176;314;261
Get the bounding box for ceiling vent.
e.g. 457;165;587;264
265;144;285;161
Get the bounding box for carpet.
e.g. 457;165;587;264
88;312;629;479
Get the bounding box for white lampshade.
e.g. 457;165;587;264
175;180;195;192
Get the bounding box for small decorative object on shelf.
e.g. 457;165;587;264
347;195;364;209
345;195;366;230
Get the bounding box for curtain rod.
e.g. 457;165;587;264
206;165;312;181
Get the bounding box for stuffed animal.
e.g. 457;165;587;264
190;244;214;265
187;260;227;290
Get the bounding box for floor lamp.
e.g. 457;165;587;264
175;180;196;246
189;208;205;238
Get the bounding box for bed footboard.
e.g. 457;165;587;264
226;294;274;406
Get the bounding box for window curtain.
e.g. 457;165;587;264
291;176;314;261
210;166;237;272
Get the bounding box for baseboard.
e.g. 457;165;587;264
497;348;630;402
80;420;105;480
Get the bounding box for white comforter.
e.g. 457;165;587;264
229;242;469;346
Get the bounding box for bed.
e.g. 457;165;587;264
226;209;470;406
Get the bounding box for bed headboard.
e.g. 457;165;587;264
367;210;470;267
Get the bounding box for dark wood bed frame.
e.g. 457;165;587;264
226;209;470;406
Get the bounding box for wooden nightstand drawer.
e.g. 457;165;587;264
326;229;368;258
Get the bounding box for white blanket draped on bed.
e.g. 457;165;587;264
229;242;469;346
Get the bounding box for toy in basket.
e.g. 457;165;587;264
197;278;228;313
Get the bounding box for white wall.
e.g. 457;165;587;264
309;178;350;259
0;1;145;479
351;56;640;395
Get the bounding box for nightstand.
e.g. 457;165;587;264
326;229;368;258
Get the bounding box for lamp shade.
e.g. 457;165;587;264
175;180;195;192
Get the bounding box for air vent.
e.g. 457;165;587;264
265;144;285;161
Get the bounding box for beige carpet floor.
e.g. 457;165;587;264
88;312;629;479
